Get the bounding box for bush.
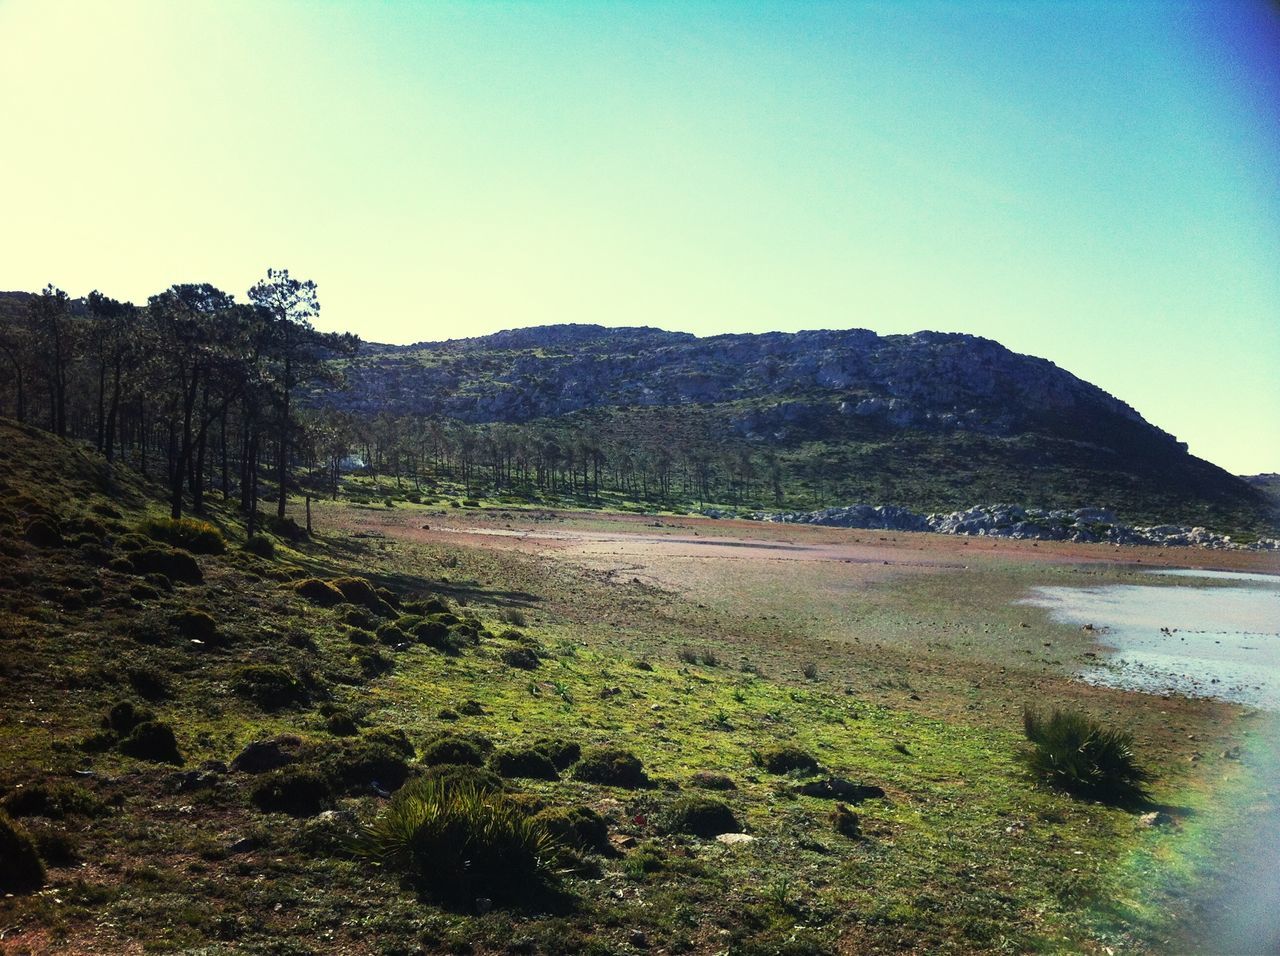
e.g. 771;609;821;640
332;577;392;614
243;535;275;559
421;734;491;767
137;517;226;554
374;623;408;646
1022;708;1150;803
412;618;462;654
357;778;559;905
232;664;311;710
531;805;610;854
251;766;333;817
294;578;345;607
172;607;217;642
106;700;154;736
1;782;102;819
0;812;44;894
663;797;740;838
489;746;559;781
351;647;394;679
129;547;203;584
573;747;647;788
118;721;184;765
365;728;415;758
755;745;820;776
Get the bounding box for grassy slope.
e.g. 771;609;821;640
0;419;1262;954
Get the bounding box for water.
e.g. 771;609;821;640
1020;572;1280;709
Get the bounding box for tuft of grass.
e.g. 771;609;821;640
754;745;820;776
136;516;226;555
1021;707;1150;804
572;746;647;788
357;778;560;906
662;796;740;838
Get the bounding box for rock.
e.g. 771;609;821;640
794;777;885;802
714;832;755;845
610;834;638;851
1139;811;1174;828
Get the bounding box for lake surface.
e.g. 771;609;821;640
1020;571;1280;709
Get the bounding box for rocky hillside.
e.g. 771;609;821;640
328;325;1275;533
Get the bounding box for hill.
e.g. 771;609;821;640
327;325;1275;533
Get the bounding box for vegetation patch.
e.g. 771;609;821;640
231;664;312;710
1022;707;1151;804
0;812;45;894
1;781;103;820
531;805;611;855
128;547;203;583
358;778;560;906
117;720;184;765
489;745;559;781
294;577;345;606
136;516;226;554
251;766;334;817
662;796;741;838
572;746;648;788
755;744;821;776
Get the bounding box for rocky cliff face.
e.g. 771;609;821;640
341;325;1174;447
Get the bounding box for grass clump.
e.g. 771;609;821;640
1022;707;1150;804
243;535;275;559
754;745;820;776
251;766;333;817
489;746;559;781
572;746;647;788
172;607;218;642
1;781;102;819
0;812;45;894
137;516;226;554
357;778;559;906
317;739;413;795
421;734;492;767
530;737;581;772
295;577;345;606
129;547;203;583
662;796;740;838
419;763;505;793
531;805;610;854
118;721;184;765
830;802;861;838
232;664;311;710
501;647;540;670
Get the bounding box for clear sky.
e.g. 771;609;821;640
1;1;1276;473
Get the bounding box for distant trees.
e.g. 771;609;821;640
0;271;358;529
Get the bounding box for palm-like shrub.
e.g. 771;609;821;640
358;778;559;905
1022;707;1150;804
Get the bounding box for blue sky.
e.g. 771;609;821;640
0;1;1276;472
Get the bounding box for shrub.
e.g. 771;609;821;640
294;578;344;607
30;825;79;866
531;805;610;854
365;728;415;758
264;513;306;541
662;797;740;838
830;803;861;838
345;608;378;630
129;547;203;583
573;747;647;788
137;517;226;554
501;647;540;670
0;812;44;894
502;608;527;627
118;721;184;765
489;746;559;781
351;647;394;679
357;778;559;905
421;734;490;768
412;618;462;654
1;782;102;819
374;623;408;646
172;607;217;642
1022;707;1150;803
232;664;310;710
755;745;820;776
243;535;275;559
251;766;333;817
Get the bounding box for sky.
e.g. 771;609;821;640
0;1;1277;474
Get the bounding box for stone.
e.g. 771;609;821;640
714;832;756;845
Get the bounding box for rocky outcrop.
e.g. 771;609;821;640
701;503;1280;552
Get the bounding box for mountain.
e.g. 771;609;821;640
324;324;1276;534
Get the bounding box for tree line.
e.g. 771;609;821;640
0;272;357;532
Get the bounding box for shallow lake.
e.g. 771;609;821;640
1020;569;1280;709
